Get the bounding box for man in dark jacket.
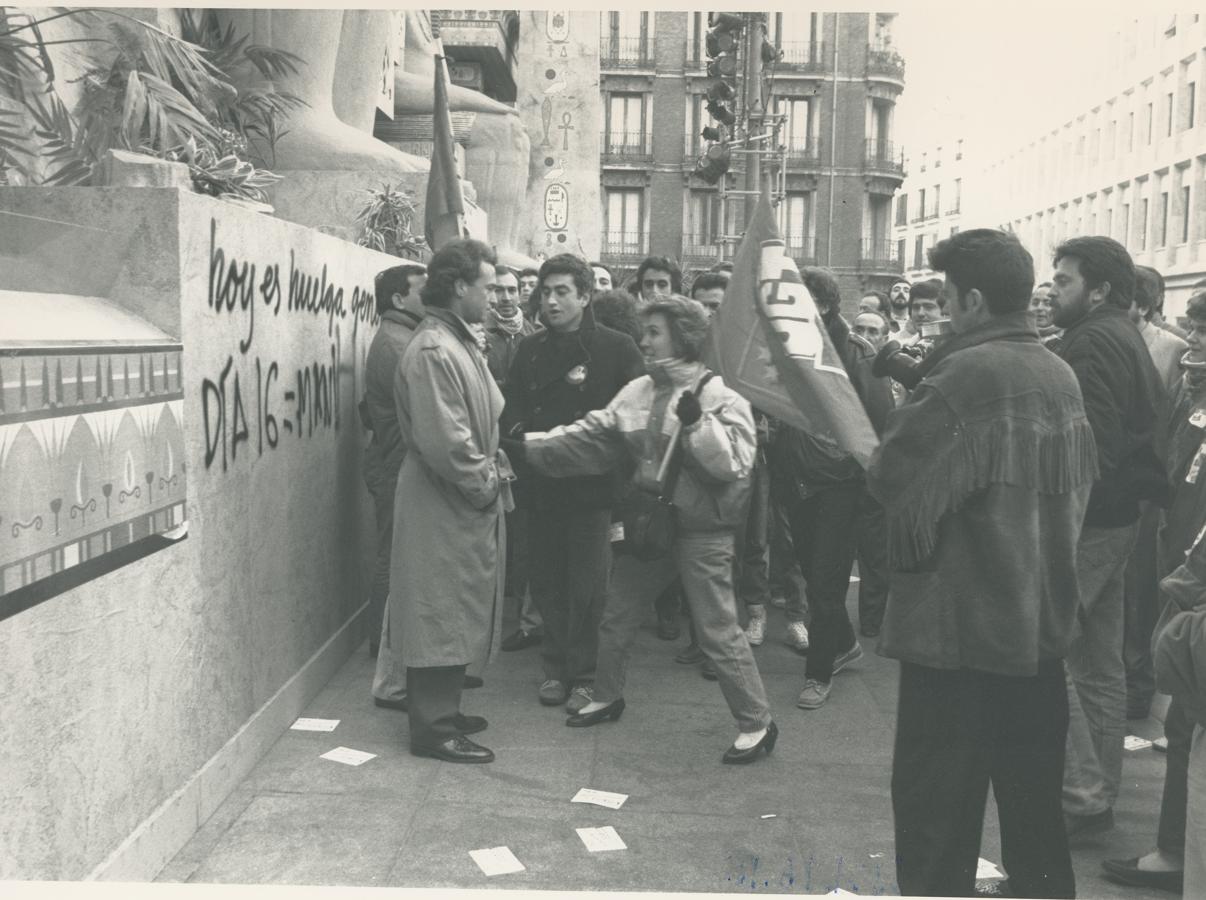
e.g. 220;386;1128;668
768;266;893;711
503;254;645;712
361;262;426;711
1048;235;1170;839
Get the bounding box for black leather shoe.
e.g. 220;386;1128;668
566;698;625;727
411;736;495;763
374;696;408;712
722;720;778;764
701;658;719;681
463;675;484;689
1101;857;1183;892
501;628;543;651
675;643;705;664
656;613;680;641
454;713;488;735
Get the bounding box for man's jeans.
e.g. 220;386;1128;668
1063;522;1140;816
1122;502;1160;714
595;530;772;732
505;508;543;633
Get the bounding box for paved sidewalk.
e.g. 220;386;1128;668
158;569;1171;897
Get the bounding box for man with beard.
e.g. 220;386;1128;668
1047;236;1169;838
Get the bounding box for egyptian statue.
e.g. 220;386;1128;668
392;10;531;253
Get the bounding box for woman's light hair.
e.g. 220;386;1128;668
641;294;710;361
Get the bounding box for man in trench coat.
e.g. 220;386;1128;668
391;238;513;764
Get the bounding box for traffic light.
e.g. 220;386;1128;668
692;143;731;185
705;12;742;78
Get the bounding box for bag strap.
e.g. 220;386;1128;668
659;371;715;500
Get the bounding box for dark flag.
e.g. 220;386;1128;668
424;52;465;250
702;191;879;467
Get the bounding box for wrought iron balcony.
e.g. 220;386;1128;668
682;233;722;262
784;236;818;262
600;35;653;68
866;44;905;81
602;131;651;164
601;230;650;257
865;139;905;177
784;136;822;166
776;41;828;73
860;238;903;272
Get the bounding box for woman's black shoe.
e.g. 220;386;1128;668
566;698;625;727
722;720;778;764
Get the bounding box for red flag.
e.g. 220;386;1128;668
425;52;465;251
702;192;879;467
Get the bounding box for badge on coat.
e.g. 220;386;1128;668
566;364;587;385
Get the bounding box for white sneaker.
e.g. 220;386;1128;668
745;606;767;646
786;620;810;652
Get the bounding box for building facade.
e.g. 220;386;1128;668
965;13;1206;318
891;139;966;281
596;11;906;301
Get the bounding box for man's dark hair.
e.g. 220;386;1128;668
907;277;946;313
800;266;842;315
1186;292;1206;323
518;267;539;280
690;271;730;298
928;228;1034;316
861;289;891;318
589;261;614;281
1053;236;1136;310
634;255;683;295
375;263;427;315
1134;265;1165;319
538;253;595;299
495;264;518;279
420;239;496;309
591;289;643;342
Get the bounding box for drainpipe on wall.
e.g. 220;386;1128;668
826;17;838;267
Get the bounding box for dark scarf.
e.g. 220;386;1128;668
872;311;1099;569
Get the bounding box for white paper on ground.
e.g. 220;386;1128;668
760;814;777;819
291;717;339;732
849;576;861;583
470;846;525;876
571;788;628;809
319;746;376;766
609;523;625;542
576;826;627;852
1125;735;1154;751
976;858;1004;879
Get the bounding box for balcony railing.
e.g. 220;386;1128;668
600;36;653;68
776;41;828;73
602;131;651;163
602;231;650;257
865;139;905;176
682;233;722;262
860;238;902;270
684;38;706;70
784;236;818;262
866;44;905;80
784;136;821;165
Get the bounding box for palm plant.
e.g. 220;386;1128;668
0;7;305;193
355;183;429;260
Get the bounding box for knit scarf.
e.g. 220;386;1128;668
492;305;526;336
870;311;1099;570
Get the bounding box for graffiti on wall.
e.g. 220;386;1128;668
201;218;379;473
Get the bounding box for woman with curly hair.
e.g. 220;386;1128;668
505;296;777;764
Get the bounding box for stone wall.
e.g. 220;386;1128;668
0;188;387;879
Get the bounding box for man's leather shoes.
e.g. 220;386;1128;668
1101;857;1183;892
374;696;408;712
656;613;680;641
454;713;487;735
675;643;705;664
411;736;494;763
501;628;543;651
463;675;484;689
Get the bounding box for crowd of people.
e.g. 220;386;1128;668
356;227;1206;899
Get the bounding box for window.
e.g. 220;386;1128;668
607;10;646;41
1140;197;1149;249
1108;119;1117;159
950;226;959;237
1159;191;1170;246
606;93;646;153
604;189;644;253
782;193;813;254
952;177;962;214
684;190;718;248
913;235;925;268
1189;82;1197;129
931;184;941;218
1167;92;1175;137
895;193;908;226
1147;102;1154;144
1182;185;1192;243
689;12;705;62
1128;111;1135;151
783;98;812;153
897;238;906;264
1105;207;1114;238
916;188;926;222
1122;202;1131;242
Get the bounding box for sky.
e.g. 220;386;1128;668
891;1;1137;159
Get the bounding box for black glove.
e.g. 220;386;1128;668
675;390;702;426
500;436;526;464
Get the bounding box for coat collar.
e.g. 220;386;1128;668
917;310;1038;379
382;308;423;330
424;305;479;346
